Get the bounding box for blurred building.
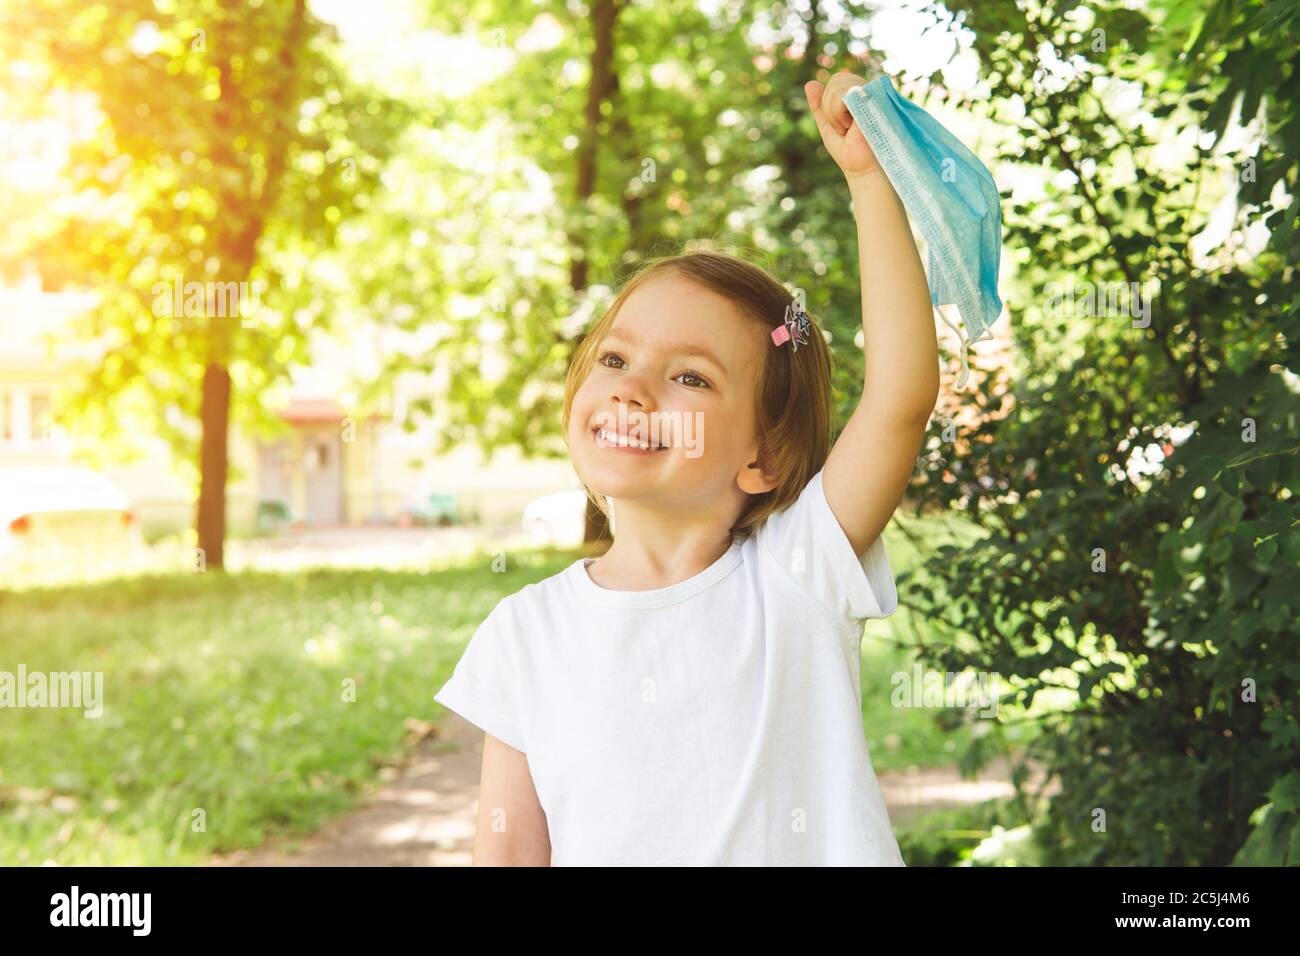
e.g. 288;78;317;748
0;274;576;537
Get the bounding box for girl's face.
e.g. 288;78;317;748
568;272;773;515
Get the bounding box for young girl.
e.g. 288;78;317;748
433;72;939;865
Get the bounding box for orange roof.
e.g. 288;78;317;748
277;397;347;423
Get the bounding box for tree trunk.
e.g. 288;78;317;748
196;363;231;568
574;0;620;548
194;0;308;569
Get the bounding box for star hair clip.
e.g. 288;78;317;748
771;297;812;351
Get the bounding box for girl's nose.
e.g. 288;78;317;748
609;372;655;410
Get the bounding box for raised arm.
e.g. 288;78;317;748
804;74;940;558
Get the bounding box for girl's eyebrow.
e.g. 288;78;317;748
602;328;728;377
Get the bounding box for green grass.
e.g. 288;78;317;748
0;512;1019;864
0;547;576;865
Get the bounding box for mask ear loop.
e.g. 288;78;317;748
934;303;971;389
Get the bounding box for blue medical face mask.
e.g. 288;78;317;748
844;75;1005;390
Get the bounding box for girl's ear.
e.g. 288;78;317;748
737;454;780;495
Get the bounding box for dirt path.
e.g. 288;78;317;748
208;715;485;867
208;713;1039;866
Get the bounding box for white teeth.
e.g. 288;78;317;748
597;428;660;451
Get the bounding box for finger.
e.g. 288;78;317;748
822;86;846;132
824;72;860;133
803;81;841;146
804;80;825;117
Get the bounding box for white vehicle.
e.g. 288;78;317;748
0;467;143;572
521;489;591;548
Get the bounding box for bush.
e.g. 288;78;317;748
907;0;1299;865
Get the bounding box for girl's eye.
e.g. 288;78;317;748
597;352;709;389
597;351;627;370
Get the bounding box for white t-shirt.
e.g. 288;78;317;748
433;466;904;866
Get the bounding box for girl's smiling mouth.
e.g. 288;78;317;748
592;427;668;454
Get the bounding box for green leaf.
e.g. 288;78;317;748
1268;772;1300;814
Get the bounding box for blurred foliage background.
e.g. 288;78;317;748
0;0;1296;865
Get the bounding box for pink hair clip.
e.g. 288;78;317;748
771;298;812;351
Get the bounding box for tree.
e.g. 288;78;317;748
1;0;413;568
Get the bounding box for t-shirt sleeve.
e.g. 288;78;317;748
432;600;527;753
757;466;899;625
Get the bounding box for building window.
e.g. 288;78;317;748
29;390;53;442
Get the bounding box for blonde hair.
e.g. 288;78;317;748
561;248;833;543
